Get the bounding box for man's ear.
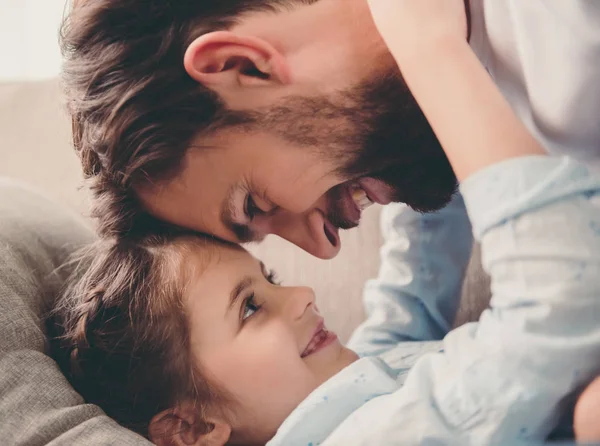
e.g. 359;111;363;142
184;31;291;91
149;405;231;446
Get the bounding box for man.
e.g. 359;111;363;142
64;0;599;257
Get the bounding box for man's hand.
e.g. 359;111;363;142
367;0;468;62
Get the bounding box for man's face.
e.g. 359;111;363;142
141;64;457;259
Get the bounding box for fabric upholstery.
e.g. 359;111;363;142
0;178;151;445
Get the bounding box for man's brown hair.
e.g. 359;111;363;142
62;0;318;239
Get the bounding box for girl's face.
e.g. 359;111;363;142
185;246;358;444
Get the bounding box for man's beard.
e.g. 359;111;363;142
219;63;458;225
336;69;459;213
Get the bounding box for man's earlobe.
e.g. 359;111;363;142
149;406;231;446
184;31;291;90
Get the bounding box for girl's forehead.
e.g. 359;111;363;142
177;236;251;265
183;243;261;284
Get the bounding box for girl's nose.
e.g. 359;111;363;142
283;286;317;321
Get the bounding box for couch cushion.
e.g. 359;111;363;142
0;178;150;445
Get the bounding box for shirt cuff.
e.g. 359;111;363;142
459;156;600;240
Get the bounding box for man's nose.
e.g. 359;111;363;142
267;208;341;259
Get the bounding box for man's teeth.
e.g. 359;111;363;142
352;187;374;211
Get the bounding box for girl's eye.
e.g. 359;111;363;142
245;195;264;221
242;294;261;321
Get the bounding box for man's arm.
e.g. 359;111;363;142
347;195;472;356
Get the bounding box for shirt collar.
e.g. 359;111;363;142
267;357;399;446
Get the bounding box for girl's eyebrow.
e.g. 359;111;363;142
227;262;269;313
228;276;254;312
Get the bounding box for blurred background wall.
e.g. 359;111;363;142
0;0;68;82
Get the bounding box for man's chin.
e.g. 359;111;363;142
387;190;456;213
325;174;457;233
391;189;457;213
338;153;458;214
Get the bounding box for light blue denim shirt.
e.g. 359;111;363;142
268;156;600;446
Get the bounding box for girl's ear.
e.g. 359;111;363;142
149;404;231;446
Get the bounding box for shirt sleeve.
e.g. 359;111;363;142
347;192;473;357
326;156;600;445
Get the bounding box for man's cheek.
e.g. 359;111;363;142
268;168;341;213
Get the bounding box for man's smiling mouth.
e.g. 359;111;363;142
326;177;391;227
323;176;397;248
352;186;374;212
322;181;374;247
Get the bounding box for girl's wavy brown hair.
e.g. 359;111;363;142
61;0;318;240
50;235;224;438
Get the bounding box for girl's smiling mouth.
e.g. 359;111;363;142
301;320;338;358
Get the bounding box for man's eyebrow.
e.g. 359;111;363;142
229;276;254;312
231;223;258;244
221;185;260;243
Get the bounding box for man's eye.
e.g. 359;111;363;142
267;270;281;285
245;195;263;220
242;294;261;321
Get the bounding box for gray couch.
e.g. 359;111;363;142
0;79;490;444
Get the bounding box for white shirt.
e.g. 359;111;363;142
470;0;600;168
